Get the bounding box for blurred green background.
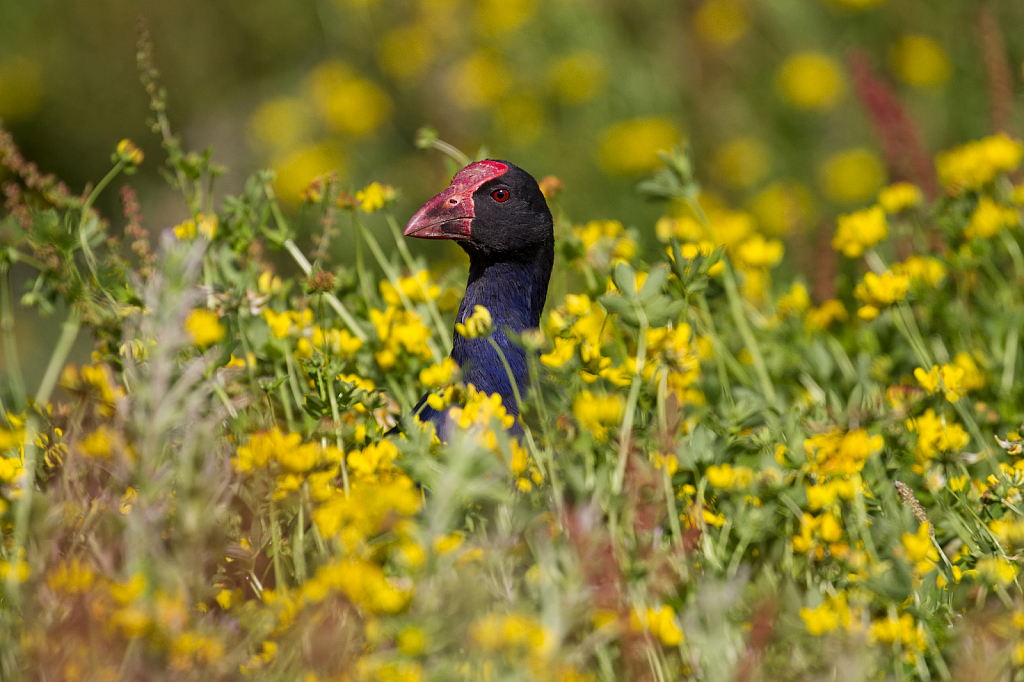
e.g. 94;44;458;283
1;0;1023;378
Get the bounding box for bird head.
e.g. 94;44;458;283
403;160;553;260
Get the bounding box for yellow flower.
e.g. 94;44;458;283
706;463;753;490
951;352;985;391
419;358;458;387
455;305;493;339
185;309;226;347
356;182;388;212
965;195;1019;239
540;337;576;368
936;133;1024;194
116;139;144;165
272;143;345;205
776;52;845;111
377;24;434;79
693;0;749;48
598;118;682;176
804;429;883;477
878;182;923;213
905;408;969;462
804;299;847;332
890;35;951;88
247;97;310;153
901;523;938;562
977;557;1018;585
79;425;115;459
305;61;391;136
892;256;946;288
445;51;510;110
572;391;624;442
172;213;218;241
832;205;888;258
819;148;886;205
735;234;784;269
749;181;815;236
713;136;770;189
800;599;842;635
853;270;909;309
547;51;608;104
777;282;811;317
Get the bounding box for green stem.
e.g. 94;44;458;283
721;260;777;406
0;263;26;408
269;499;286;589
325;372;350;498
612;307;648;495
282;239;367;343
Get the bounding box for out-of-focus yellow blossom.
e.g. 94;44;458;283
901;522;938;577
455;305;493;339
776;52;845;111
305;61;391;136
573;391;624;442
370;305;434;369
46;559;95;595
805;479;856;509
630;604;684;646
247;97;310;153
804;299;848;332
264;308;312;339
878;182;922;213
234;428;320;475
419;358;458;388
936;134;1024;194
832;205;887;258
693;0;749;47
977;557;1018;585
356;182;388;212
707;209;755;250
381;271;441;306
470;611;549;654
905;408;969;464
870;613;926;651
914;363;966;402
598;118;682;176
951;352;985;391
853;270;909;320
474;0;536;38
705;463;754;490
571;219;638;269
446;51;510;110
892;256;946;288
656;215;705;243
749;181;815;236
735;234;783;269
449;385;515;432
173;213;218;241
185;309;225;347
540;337;576;368
819;148;886;205
965;195;1019;239
713;136;770;189
272;143;344;205
0;56;43;122
495;93;545;147
800;594;851;635
377;24;433;79
79;425;115;459
548;51;608;104
303;326;363;359
805;429;883;477
890;35;951;88
777;282;811;317
0;552;29;583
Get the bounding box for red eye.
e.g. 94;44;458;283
492;188;510;202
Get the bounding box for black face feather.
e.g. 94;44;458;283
463;162;554;262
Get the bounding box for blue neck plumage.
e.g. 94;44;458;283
451;247;552;417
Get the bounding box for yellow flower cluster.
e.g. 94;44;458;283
448;384;516;432
804;429;883;478
905;408;969;467
172;213;218;241
629;604;684;646
935;133;1024;194
804;300;848;333
381;270;441;306
792;510;845;559
965;195;1019;239
877;182;923;214
854;271;910;321
572;220;637;269
705;463;754;490
776;52;845;111
870;613;926;653
832;205;888;258
370;305;434;369
913;353;983;402
572;391;624;443
295;325;363;360
892;255;946;288
455;304;493;339
185;309;226;348
799;594;852;635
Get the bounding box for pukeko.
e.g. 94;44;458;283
402;160;554;439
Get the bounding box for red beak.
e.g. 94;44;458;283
403;160;509;241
